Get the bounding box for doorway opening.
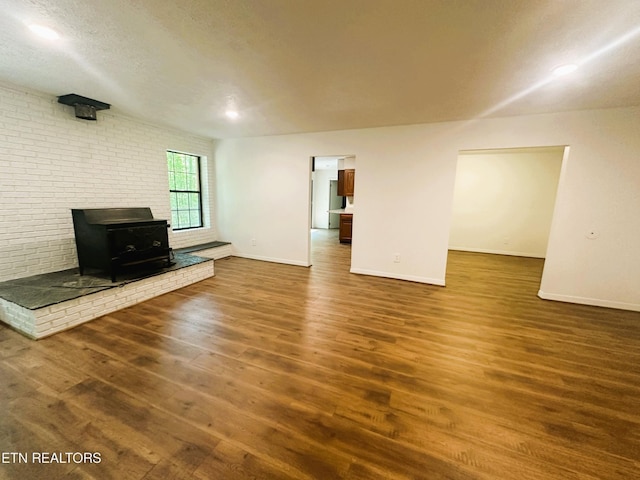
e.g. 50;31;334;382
309;155;356;269
446;145;568;290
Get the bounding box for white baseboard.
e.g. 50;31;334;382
538;290;640;312
350;267;446;286
449;246;545;258
234;253;311;268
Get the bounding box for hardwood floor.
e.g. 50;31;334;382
1;228;639;479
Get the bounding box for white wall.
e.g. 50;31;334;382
312;168;338;229
215;106;640;312
0;82;217;282
215;137;313;266
449;147;563;258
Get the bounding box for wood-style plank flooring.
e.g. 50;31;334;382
1;229;639;479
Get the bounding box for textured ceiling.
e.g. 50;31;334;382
1;0;639;139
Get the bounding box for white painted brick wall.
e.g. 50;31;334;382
0;299;37;337
192;245;233;259
8;260;215;339
0;82;218;282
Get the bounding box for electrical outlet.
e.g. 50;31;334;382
251;238;257;246
393;253;401;263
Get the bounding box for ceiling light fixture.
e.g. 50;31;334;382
552;63;578;77
28;24;60;40
225;109;239;120
476;25;640;120
224;95;240;120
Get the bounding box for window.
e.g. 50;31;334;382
167;151;203;230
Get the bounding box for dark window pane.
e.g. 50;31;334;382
167;151;202;230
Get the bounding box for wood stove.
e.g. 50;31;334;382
71;208;171;282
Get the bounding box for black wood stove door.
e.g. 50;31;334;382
109;225;169;260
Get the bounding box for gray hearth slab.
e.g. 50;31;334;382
0;253;210;310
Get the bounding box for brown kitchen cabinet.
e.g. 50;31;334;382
339;213;353;243
337;169;355;196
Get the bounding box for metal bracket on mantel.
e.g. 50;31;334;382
57;93;110;121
